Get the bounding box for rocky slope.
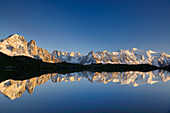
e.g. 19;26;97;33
0;34;60;63
0;70;170;100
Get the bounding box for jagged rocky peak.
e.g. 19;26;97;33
88;50;96;56
77;52;81;56
148;49;157;53
52;50;84;63
80;50;97;65
0;34;60;63
2;34;28;54
28;40;36;46
132;48;138;51
7;34;26;42
67;52;75;57
7;33;26;43
27;39;38;55
52;50;66;57
52;50;82;57
103;50;107;53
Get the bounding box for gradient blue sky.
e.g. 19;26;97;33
0;0;170;54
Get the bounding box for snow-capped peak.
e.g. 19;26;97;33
0;34;169;67
132;48;138;51
103;50;107;53
52;50;84;63
0;34;60;63
79;48;170;67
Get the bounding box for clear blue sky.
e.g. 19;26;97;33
0;0;170;54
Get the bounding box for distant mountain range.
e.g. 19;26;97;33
0;34;170;67
0;70;170;100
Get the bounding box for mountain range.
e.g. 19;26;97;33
0;34;170;67
0;34;60;63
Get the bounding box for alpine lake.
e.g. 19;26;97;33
0;70;170;113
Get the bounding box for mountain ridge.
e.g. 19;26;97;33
0;34;170;67
0;34;60;63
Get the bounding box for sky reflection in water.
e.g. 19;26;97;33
0;70;170;113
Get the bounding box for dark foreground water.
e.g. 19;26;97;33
0;70;170;113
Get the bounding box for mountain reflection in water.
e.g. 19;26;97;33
0;70;169;100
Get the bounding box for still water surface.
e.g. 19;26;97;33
0;70;170;113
